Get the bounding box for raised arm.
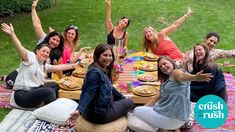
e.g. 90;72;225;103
1;23;28;61
31;0;46;39
172;69;213;82
214;49;235;60
105;0;114;33
181;50;193;72
159;7;193;37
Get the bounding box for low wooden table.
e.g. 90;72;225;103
58;89;154;104
58;51;158;104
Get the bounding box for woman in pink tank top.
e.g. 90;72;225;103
142;8;193;61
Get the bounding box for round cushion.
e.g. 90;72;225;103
75;116;127;132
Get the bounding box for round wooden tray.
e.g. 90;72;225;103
144;56;158;61
138;74;157;82
132;85;159;97
139;64;158;72
58;76;83;91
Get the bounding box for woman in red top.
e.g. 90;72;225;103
142;8;193;61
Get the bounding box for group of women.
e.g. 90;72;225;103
1;0;234;131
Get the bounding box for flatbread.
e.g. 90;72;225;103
132;85;159;97
72;66;87;78
139;63;158;72
144;53;158;61
138;74;157;82
133;61;157;71
58;76;83;91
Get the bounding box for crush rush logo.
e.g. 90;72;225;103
194;95;228;128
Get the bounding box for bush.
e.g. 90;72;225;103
0;0;56;17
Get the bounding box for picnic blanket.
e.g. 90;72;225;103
183;73;235;131
0;109;74;132
0;109;36;131
0;82;12;108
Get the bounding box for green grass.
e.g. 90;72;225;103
0;0;235;121
0;108;11;121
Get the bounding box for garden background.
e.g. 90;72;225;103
0;0;235;121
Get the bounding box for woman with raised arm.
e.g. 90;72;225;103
128;55;213;131
0;0;65;89
32;0;64;77
32;0;83;65
32;0;84;76
1;23;78;108
142;8;193;61
105;0;130;51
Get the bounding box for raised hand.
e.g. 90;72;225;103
182;50;190;63
195;70;213;82
32;0;39;8
186;7;193;17
48;27;54;33
105;0;111;6
1;23;14;35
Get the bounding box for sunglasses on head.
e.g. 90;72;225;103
69;25;78;30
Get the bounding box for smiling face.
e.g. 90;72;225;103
205;36;218;50
48;36;60;48
66;29;77;42
118;18;129;29
98;49;113;69
194;45;206;63
158;58;174;75
144;28;156;42
36;46;51;63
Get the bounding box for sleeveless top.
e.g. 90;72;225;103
62;44;73;64
107;29;126;46
151;39;183;61
153;76;191;121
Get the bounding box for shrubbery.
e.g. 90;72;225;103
0;0;56;17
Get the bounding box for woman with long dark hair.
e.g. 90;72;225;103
67;44;133;126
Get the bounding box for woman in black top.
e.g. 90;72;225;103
105;0;130;49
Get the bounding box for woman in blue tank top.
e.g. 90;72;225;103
128;56;213;132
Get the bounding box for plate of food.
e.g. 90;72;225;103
82;47;93;54
133;61;157;70
138;74;157;82
58;76;84;91
72;66;87;78
139;63;158;72
144;53;158;61
132;85;159;97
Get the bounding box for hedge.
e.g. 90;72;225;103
0;0;56;17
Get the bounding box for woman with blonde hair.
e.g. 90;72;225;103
142;8;193;61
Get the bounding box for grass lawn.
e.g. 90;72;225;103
0;0;235;121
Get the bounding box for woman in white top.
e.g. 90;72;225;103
1;23;78;108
